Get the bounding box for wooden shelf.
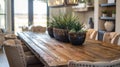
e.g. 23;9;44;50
73;6;94;12
100;17;115;21
100;3;116;7
49;4;78;8
48;5;64;8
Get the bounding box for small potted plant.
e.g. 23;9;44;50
52;14;77;42
102;10;107;17
112;10;116;18
68;22;86;45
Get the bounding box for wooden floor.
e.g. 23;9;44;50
0;48;9;67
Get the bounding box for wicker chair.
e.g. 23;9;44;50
4;39;44;67
22;26;29;31
0;33;5;50
86;29;97;40
103;32;120;44
68;60;120;67
5;34;17;40
30;26;46;33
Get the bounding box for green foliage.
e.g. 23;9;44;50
48;14;86;33
78;29;87;33
112;10;116;14
69;29;76;33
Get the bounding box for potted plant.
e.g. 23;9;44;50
68;22;86;45
102;10;107;17
86;0;92;6
52;14;77;42
47;14;78;42
112;10;116;18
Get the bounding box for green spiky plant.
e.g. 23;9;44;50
48;14;86;33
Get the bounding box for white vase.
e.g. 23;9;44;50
104;21;114;32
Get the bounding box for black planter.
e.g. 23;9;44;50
47;27;54;38
68;32;86;45
53;28;69;42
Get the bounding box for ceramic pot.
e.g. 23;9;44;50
104;21;114;32
68;32;86;45
53;28;69;42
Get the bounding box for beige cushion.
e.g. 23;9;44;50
103;32;120;44
86;29;97;40
30;26;46;33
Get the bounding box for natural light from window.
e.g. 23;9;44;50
14;0;47;34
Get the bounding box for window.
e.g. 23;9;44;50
33;0;47;27
0;0;6;29
14;0;47;33
14;0;28;33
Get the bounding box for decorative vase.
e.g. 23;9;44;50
68;32;86;45
88;17;94;29
53;28;69;42
47;27;54;38
104;21;114;32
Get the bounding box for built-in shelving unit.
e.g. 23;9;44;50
97;0;116;41
73;6;94;12
100;3;116;7
100;17;115;21
99;2;116;32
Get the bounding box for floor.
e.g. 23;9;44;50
0;48;9;67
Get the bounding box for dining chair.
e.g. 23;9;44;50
103;32;120;44
68;60;120;67
4;39;44;67
30;26;46;33
5;34;17;40
22;26;29;31
86;29;97;40
0;33;5;50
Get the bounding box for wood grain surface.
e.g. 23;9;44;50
18;32;120;67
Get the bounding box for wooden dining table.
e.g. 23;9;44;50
18;32;120;67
